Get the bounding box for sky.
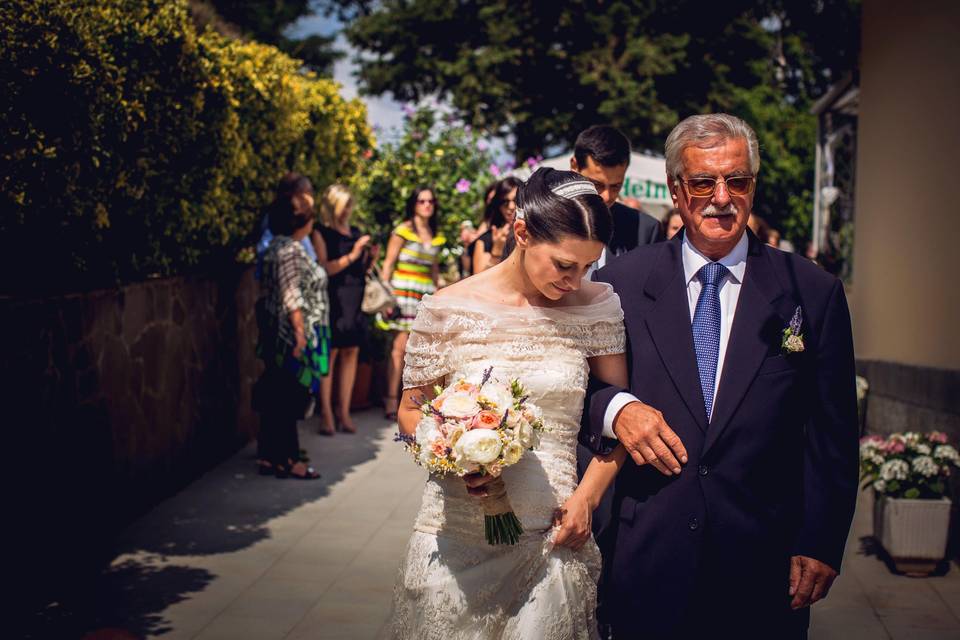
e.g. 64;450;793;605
288;13;411;138
287;10;514;161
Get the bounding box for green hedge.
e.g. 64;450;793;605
0;0;372;292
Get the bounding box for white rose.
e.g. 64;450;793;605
442;392;481;418
522;403;543;426
453;429;503;464
501;441;524;466
873;479;887;493
504;407;524;429
418;446;436;466
785;335;804;352
517;420;540;449
479;383;515;412
415;416;441;445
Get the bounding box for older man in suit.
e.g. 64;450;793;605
581;113;859;638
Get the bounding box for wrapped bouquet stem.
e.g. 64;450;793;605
480;476;523;545
397;367;544;545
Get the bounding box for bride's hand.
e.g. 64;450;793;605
551;493;593;551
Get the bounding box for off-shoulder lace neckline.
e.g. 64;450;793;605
422;282;619;315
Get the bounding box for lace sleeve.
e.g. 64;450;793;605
402;299;454;389
584;319;626;358
580;282;626;358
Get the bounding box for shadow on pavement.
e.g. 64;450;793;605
22;412;392;639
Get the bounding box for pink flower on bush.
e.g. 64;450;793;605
526;156;538;167
861;434;884;444
456;179;472;193
471;410;501;430
884;439;906;454
929;431;949;444
489;163;501;177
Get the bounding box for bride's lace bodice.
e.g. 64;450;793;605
402;282;626;542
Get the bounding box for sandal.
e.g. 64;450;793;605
274;460;321;480
317;426;335;436
384;395;398;421
339;421;357;434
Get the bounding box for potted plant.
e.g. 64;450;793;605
860;431;960;574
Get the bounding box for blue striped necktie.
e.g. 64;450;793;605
692;262;728;423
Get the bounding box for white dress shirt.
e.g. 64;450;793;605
602;232;749;438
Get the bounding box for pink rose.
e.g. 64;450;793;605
430;439;448;457
929;431;949;444
470;410;501;430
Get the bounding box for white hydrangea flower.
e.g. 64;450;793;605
880;459;910;481
915;443;932;455
912;455;939;478
873;479;887;493
934;445;960;464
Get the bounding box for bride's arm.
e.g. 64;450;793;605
553;352;628;550
397;385;436;436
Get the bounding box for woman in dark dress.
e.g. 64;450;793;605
470;176;522;274
313;184;376;435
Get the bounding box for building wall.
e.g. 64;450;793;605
853;0;960;371
854;1;960;445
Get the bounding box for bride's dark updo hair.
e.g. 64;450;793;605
516;167;612;245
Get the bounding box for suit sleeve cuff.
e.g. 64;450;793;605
603;392;640;439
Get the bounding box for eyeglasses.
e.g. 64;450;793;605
417;198;436;205
679;174;756;198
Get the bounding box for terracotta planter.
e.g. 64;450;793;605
874;495;952;575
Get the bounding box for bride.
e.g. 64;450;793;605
390;168;630;640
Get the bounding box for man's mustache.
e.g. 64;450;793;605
702;204;737;217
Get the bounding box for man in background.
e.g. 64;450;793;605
571;125;663;272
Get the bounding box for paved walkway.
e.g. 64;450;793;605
82;409;959;639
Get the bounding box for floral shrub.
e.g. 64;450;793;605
860;431;960;500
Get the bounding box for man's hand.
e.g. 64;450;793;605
463;472;498;497
789;555;838;609
613;402;687;475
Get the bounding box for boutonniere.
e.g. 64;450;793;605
782;306;805;354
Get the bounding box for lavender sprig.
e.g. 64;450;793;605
394;432;416;445
479;366;493;389
789;306;803;335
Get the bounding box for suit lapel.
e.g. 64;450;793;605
702;233;786;455
642;235;709;433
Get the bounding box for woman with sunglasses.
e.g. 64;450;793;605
379;186;445;420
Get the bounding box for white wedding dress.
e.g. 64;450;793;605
389;282;625;640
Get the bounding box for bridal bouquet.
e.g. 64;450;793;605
397;367;545;545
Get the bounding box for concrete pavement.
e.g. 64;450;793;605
79;409;959;639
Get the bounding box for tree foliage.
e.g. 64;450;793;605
351;105;499;268
335;0;860;246
0;0;372;292
203;0;343;74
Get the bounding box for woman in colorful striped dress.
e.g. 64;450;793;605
380;187;445;419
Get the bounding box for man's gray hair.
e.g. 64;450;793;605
664;113;760;178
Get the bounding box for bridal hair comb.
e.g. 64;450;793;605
551;180;599;200
515;180;598;221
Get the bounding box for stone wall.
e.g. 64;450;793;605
3;267;261;612
858;360;960;440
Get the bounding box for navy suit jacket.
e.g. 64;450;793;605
607;202;663;256
581;229;858;635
